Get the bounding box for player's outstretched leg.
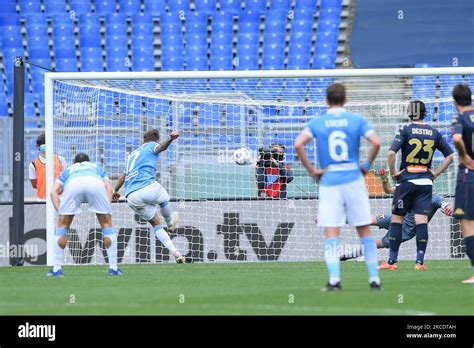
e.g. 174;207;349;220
149;213;185;263
461;220;474;283
386;217;403;269
47;227;67;277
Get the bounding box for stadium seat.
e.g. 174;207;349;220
312;53;335;69
19;0;42;14
287;51;311;69
318;7;342;21
28;46;51;60
186;55;209;71
95;0;118;15
106;34;128;48
185;12;207;34
269;0;291;11
143;0;166;15
53;36;76;59
320;0;343;10
238;20;260;35
412;76;436;99
119;0;142;15
167;0;190;13
437;101;456;122
1;0;17;14
132;13;154;33
107;56;129;71
24;93;37;116
236;54;258;70
0;14;20;27
439;75;464;98
56;57;79;71
245;0;267;12
106;13;128;36
107;45;128;58
51;16;75;39
194;0;216;14
0;93;9;117
131;33;154;49
24;14;48;37
69;0;92;15
161;51;184;71
78;14;102;47
294;0;317;10
211;11;233;33
2;25;22;48
2;47;24;70
210;55;233;71
220;0;241;13
44;0;67;14
262;43;285;69
131;47;155;71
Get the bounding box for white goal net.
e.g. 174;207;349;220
45;68;474;265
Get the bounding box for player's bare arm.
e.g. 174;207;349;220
104;179;114;202
50;181;64;212
30;179;37;189
155;130;180;154
430;153;454;179
387;150;404;181
112;173;126;201
453;134;474;170
375;169;394;194
361;132;380;175
294;132;327;183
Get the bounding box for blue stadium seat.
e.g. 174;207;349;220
161;51;184;71
95;0;118;15
143;0;166;15
44;0;67;14
263;28;286;46
211;11;233;33
119;0;142;15
168;0;190;12
238;20;260;34
78;14;101;47
0;14;20;27
2;47;24;69
131;47;155;70
306;105;328;116
69;0;92;14
283;86;308;102
220;0;241;13
315;28;338;46
262;43;285;69
51;15;75;37
312;53;335;69
81;46;103;59
24;14;48;37
28;46;51;60
106;35;128;48
290;18;313;34
56;57;78;71
237;41;258;58
437;101;456;122
106;13;128;36
194;0;216;14
131;33;154;48
240;9;262;23
317;18;340;32
1;0;17;14
320;0;342;10
235;54;258;70
245;0;267;12
287;50;310;69
2;25;22;48
81;57;104;72
24;93;37;117
318;7;341;21
294;0;317;10
238;31;259;48
107;45;128;58
185;12;207;34
19;0;42;14
439;75;464;98
210;55;233;70
269;0;291;11
412;76;436;99
107;56;129;71
79;34;102;48
53;36;76;58
186;55;208;71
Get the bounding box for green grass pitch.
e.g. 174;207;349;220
0;260;472;315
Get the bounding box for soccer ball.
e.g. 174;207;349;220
232;148;252;165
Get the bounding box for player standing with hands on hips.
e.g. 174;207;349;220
294;83;381;291
451;84;474;284
387;100;454;270
113;129;186;264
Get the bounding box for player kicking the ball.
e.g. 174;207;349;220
113;129;185;264
451;84;474;284
340;169;454;270
294;83;382;291
387;100;454;270
49;153;121;277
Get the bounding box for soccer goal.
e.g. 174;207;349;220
45;67;474;266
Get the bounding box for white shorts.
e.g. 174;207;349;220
318;177;372;228
59;177;111;215
126;181;170;221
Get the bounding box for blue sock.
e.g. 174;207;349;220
388;222;402;265
103;227;117;271
415;223;428;265
361;236;380;284
324;238;340;285
464;235;474;267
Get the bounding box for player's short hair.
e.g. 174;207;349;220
143;129;160;143
407;100;426;120
452;84;472;106
73;153;90;163
36;133;45;146
326;83;346;106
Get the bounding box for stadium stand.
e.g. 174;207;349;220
0;0;351;120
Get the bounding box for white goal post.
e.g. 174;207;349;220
45;67;474;266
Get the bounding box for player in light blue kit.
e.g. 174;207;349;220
294;83;381;291
113;129;185;263
49;153;121;277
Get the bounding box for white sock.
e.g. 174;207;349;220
53;235;64;272
159;203;173;227
154;226;178;255
106;234;118;271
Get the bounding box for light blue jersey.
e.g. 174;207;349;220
124;141;160;197
57;161;108;187
304;108;374;186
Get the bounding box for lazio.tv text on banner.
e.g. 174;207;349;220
0;199;458;266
